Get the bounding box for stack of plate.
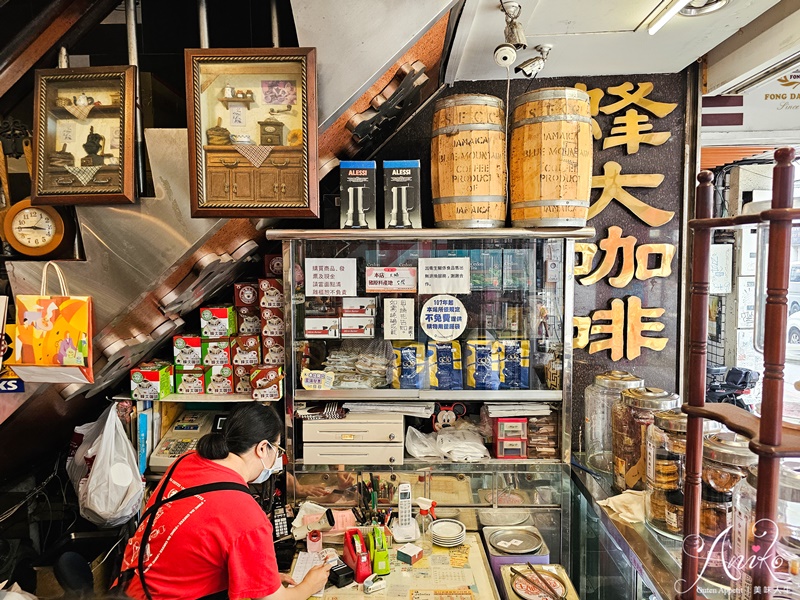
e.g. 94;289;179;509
429;519;467;547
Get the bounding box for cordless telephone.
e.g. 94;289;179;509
391;483;419;542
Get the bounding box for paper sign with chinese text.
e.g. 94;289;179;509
421;295;466;341
305;258;357;297
366;267;417;293
384;298;415;340
418;258;470;295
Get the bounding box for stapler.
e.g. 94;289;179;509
367;526;390;576
343;528;372;583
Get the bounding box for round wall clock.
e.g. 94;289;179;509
3;198;67;257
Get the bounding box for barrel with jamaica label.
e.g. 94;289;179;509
430;94;506;228
510;87;593;228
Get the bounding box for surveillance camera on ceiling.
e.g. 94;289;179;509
494;43;517;68
515;56;545;78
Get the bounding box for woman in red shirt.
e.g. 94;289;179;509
118;403;330;600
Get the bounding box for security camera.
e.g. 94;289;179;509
494;43;517;68
515;56;545;78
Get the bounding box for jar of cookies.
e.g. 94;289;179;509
585;370;644;474
611;388;680;492
731;462;800;599
703;432;757;493
645;409;721;538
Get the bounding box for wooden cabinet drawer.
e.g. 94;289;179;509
42;168;120;191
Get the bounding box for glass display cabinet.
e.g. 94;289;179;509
268;227;594;566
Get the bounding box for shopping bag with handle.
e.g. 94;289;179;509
13;261;93;384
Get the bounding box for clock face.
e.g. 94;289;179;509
11;208;56;248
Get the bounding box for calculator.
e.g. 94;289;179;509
150;411;215;472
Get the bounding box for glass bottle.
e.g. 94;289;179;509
416;507;433;556
611;387;680;491
585;370;643;473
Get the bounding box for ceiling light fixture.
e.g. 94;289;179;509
648;0;694;35
679;0;729;16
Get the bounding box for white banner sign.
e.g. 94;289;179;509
305;258;357;297
418;258;470;295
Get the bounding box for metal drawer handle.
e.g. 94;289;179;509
55;177;75;185
281;183;286;193
92;177;111;185
273;183;279;194
224;183;229;193
233;183;238;195
221;159;239;167
270;159;288;167
389;433;396;441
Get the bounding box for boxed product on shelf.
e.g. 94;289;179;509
495;417;528;439
428;341;463;390
175;368;206;394
340;316;375;338
384;160;421;229
201;338;231;366
470;249;502;290
260;307;285;336
236;306;261;336
233;282;259;307
200;305;237;337
341;296;377;316
262;335;286;364
340;160;377;229
251;365;284;401
502;248;533;290
465;340;500;390
205;365;234;394
173;335;202;367
496;438;527;459
259;278;284;309
392;342;425;389
497;340;530;390
527;413;560;459
231;335;261;365
305;317;339;339
264;254;284;278
131;360;174;401
233;365;253;394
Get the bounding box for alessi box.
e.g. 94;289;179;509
173;335;202;367
251;365;284;401
262;336;286;364
175;368;206;394
233;365;253;394
231;335;261;365
205;365;234;395
200;305;237;337
234;282;259;307
236;306;261;336
131;360;173;401
201;338;231;366
260;307;285;337
259;279;284;309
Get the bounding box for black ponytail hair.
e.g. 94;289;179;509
196;403;282;460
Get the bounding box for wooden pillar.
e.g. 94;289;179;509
678;171;713;600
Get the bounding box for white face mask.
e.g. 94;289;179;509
251;443;283;484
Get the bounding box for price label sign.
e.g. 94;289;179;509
420;295;466;341
305;258;357;297
300;369;335;390
418;258;470;295
384;298;415;340
365;267;417;293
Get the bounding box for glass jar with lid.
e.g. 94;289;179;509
611;387;680;492
585;370;644;474
698;432;758;589
645;409;721;539
732;462;800;599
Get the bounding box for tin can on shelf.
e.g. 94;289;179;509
585;370;644;474
611;388;680;491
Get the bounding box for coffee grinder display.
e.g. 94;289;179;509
340;161;376;229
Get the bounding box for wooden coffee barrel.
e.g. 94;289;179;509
431;94;506;228
509;87;593;228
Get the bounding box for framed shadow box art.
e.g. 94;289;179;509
185;47;319;218
32;66;135;205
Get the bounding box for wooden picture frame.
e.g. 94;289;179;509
185;48;319;218
32;66;136;205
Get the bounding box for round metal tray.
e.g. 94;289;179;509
488;528;544;555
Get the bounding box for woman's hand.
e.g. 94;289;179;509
279;573;297;587
301;563;332;591
336;471;355;488
296;483;328;498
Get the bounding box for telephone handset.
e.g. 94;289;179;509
391;483;419;542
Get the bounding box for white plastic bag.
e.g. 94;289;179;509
0;581;38;600
77;405;144;527
405;426;445;459
66;416;105;492
436;428;490;462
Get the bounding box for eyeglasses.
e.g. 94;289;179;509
268;441;286;458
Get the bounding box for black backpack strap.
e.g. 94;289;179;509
133;455;252;600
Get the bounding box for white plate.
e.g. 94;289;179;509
429;519;466;538
434;538;466;548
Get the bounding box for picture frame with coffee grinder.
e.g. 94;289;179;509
31;65;136;205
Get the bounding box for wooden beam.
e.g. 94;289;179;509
0;0;121;99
